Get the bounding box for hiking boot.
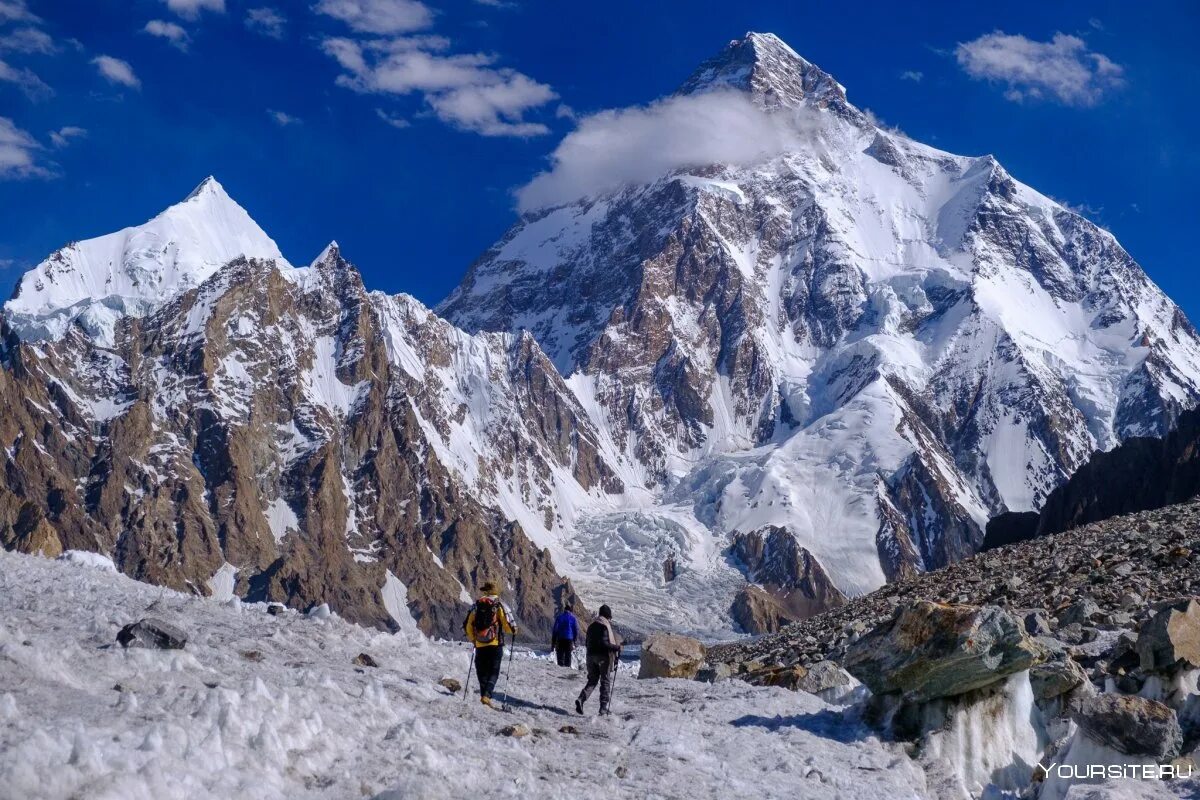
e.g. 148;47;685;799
574;698;584;715
599;707;611;717
481;696;493;708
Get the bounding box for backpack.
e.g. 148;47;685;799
473;597;500;642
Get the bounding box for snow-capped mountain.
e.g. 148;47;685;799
3;33;1199;638
440;32;1200;630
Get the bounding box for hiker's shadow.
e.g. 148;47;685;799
500;694;573;716
730;709;867;743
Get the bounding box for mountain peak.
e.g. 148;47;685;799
184;175;224;201
677;31;859;119
4;177;287;344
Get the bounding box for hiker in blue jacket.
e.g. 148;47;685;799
550;602;580;667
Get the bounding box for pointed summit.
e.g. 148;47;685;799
677;32;862;121
184;175;224;201
4;176;288;343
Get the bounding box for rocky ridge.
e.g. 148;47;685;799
710;497;1200;679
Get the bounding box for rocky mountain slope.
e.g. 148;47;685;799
710;497;1200;676
0;180;603;639
3;32;1199;638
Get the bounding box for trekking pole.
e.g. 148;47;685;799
463;647;475;702
499;639;516;712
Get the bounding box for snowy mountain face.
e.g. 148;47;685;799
4;34;1200;639
439;32;1200;630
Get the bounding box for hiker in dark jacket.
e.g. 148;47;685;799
575;604;621;716
463;581;516;707
550;603;579;667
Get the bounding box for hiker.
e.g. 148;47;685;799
550;602;580;668
575;603;621;716
463;581;517;707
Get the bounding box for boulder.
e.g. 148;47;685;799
438;677;462;693
794;660;852;696
1029;657;1087;701
842;601;1044;701
1018;608;1052;637
1073;694;1182;760
694;662;733;683
353;652;379;668
639;634;706;679
1058;598;1100;627
1137;598;1200;671
116;618;187;650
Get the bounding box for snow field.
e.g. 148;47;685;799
0;549;930;800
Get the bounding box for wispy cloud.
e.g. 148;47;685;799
0;0;38;24
0;116;50;179
245;7;285;39
48;125;86;148
899;70;923;82
517;91;819;212
955;31;1124;107
92;55;141;89
314;0;432;35
143;20;190;51
162;0;224;19
375;107;410;128
0;56;51;99
0;26;55;54
322;36;556;136
268;109;301;126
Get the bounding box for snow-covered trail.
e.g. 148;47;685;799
0;550;929;800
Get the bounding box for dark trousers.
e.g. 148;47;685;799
555;640;574;667
577;654;614;710
475;644;504;699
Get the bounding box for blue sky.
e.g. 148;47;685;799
1;0;1198;318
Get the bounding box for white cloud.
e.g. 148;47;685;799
0;26;55;54
314;0;432;35
143;20;190;51
268;109;300;126
0;0;37;24
48;125;86;148
0;116;49;179
245;7;285;39
162;0;224;19
92;55;141;89
955;31;1124;107
375;107;410;128
323;37;555;136
899;70;923;82
516;91;818;213
0;57;50;99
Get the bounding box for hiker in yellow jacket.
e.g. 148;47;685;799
463;581;517;706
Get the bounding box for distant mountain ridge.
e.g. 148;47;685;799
3;33;1199;637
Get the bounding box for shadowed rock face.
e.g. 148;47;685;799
0;250;596;640
729;526;846;633
986;404;1200;546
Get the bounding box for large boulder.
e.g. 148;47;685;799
843;601;1044;701
1073;694;1182;760
1029;656;1088;702
1137;598;1200;671
639;634;706;679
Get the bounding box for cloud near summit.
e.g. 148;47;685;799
516;91;817;213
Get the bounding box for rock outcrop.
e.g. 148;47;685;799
729;527;846;633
